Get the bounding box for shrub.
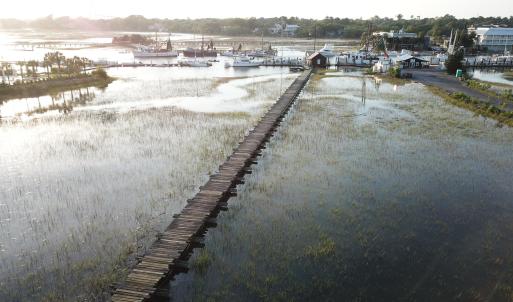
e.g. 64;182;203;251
500;89;513;103
91;68;108;80
466;80;491;91
452;92;473;103
388;66;401;78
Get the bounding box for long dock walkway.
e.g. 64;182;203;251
111;69;313;302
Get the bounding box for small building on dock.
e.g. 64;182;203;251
396;55;430;69
307;52;328;68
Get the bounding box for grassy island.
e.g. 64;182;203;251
0;52;114;103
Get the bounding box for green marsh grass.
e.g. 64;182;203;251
169;70;513;302
0;67;296;301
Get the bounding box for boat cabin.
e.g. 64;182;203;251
396;55;430;69
307;52;328;68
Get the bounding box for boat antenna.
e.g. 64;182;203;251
261;31;264;50
313;23;317;53
167;33;172;51
280;26;284;94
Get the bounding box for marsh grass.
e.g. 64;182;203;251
169;71;513;302
0;67;296;301
427;86;513;127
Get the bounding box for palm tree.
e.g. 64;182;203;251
72;56;83;76
44;53;53;76
81;57;89;74
17;61;25;83
52;52;65;76
1;63;13;85
27;60;39;78
42;59;51;79
1;63;6;85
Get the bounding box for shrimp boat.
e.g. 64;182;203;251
247;33;277;57
225;56;261;68
247;45;276;57
182;37;217;57
133;35;178;58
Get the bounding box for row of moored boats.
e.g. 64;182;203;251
132;38;278;67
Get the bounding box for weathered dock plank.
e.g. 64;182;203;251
111;69;312;301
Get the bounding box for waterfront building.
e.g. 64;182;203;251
473;27;513;52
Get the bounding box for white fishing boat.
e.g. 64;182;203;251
133;36;178;58
319;44;337;57
337;51;371;66
221;50;237;57
225;56;261;68
247;49;267;57
133;49;178;58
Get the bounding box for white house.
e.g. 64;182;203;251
283;24;300;36
473;27;513;52
268;24;300;36
268;23;283;35
373;29;418;39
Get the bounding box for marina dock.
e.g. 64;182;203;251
111;69;313;302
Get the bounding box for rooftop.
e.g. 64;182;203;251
476;27;513;36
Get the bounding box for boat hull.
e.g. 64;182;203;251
182;50;218;57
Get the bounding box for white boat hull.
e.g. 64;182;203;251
226;62;261;67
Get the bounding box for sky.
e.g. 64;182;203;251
1;0;512;20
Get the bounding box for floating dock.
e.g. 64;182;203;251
111;69;313;302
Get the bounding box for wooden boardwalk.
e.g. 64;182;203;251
111;69;313;302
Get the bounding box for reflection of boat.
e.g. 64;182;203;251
289;66;305;72
133;36;178;58
225;56;261;68
178;59;212;67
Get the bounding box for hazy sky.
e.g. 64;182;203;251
2;0;512;20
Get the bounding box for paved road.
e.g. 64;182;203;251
408;69;513;112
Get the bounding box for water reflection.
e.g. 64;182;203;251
469;69;513;86
0;87;97;119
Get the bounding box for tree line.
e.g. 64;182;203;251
1;52;92;85
1;15;513;40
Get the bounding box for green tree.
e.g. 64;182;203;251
17;61;25;83
27;60;39;78
445;49;464;75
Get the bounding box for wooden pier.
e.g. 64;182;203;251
111;69;313;302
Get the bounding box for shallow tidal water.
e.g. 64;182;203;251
0;65;295;301
169;70;513;302
471;69;513;86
